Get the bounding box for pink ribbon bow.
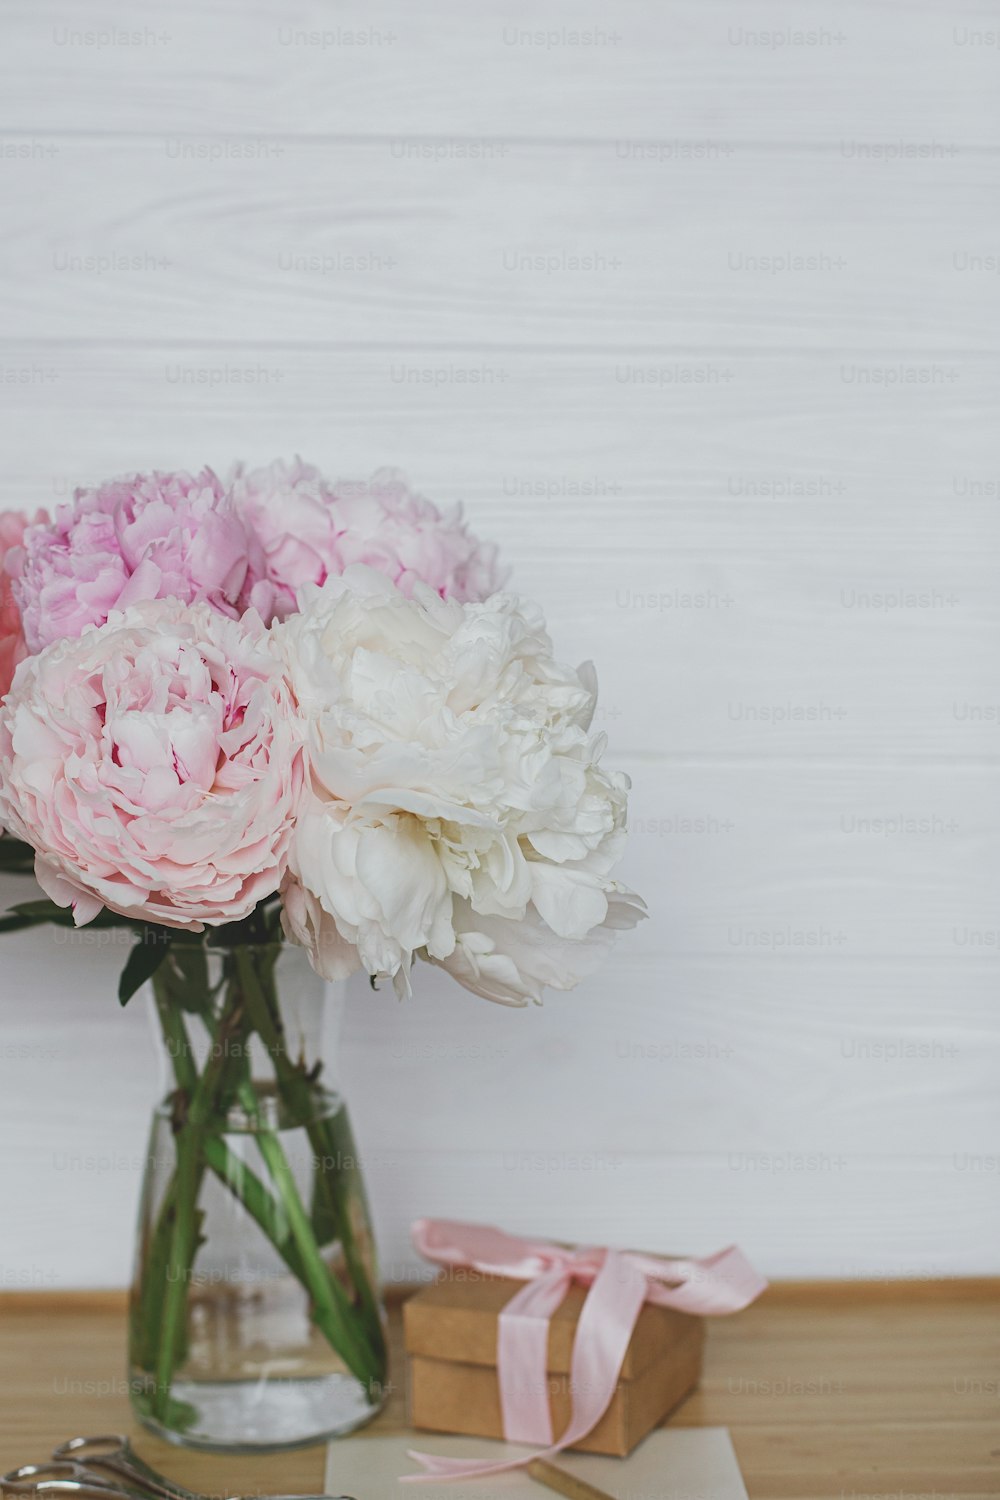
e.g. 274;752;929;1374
402;1217;767;1483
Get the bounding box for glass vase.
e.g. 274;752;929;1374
128;939;388;1452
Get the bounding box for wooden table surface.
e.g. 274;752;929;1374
0;1283;998;1499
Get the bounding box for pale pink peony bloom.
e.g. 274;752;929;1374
15;470;266;652
0;599;303;929
229;459;506;620
0;508;48;699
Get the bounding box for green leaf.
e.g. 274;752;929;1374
119;927;175;1007
3;898;145;931
166;943;214;1015
3;900;97;933
0;913;44;935
0;898;75;934
0;837;35;875
9;899;76;921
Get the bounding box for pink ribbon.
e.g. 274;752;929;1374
402;1218;767;1483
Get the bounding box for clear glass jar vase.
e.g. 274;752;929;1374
128;939;388;1452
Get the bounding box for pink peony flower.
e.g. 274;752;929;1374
0;599;303;929
15;470;266;652
229;459;506;620
227;458;340;621
0;508;48;699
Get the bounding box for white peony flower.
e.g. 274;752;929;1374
277;565;644;1003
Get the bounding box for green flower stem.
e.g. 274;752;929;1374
201;1136;294;1259
131;1177;177;1371
232;950;385;1375
151;1118;201;1419
232;1076;381;1391
149;992;246;1422
135;981;234;1375
202;1128;375;1381
131;989;198;1373
233;950;386;1369
137;1140;304;1365
308;1105;385;1359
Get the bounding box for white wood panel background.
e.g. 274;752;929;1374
0;0;997;1289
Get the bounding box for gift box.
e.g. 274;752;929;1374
402;1220;766;1474
404;1268;705;1457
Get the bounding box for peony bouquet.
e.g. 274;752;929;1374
0;460;643;1449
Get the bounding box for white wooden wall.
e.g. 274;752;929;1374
0;1;997;1288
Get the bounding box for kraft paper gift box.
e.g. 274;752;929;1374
403;1270;705;1458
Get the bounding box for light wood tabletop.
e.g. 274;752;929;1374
0;1282;997;1499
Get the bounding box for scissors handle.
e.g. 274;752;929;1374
0;1463;132;1500
50;1441;197;1500
49;1446;124;1464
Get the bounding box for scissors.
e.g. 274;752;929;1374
1;1435;354;1500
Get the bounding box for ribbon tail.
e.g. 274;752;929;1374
403;1449;531;1482
640;1244;769;1315
550;1248;649;1452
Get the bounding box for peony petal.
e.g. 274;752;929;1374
34;856;104;925
529;863;610;940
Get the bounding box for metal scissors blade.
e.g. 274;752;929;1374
1;1437;355;1500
